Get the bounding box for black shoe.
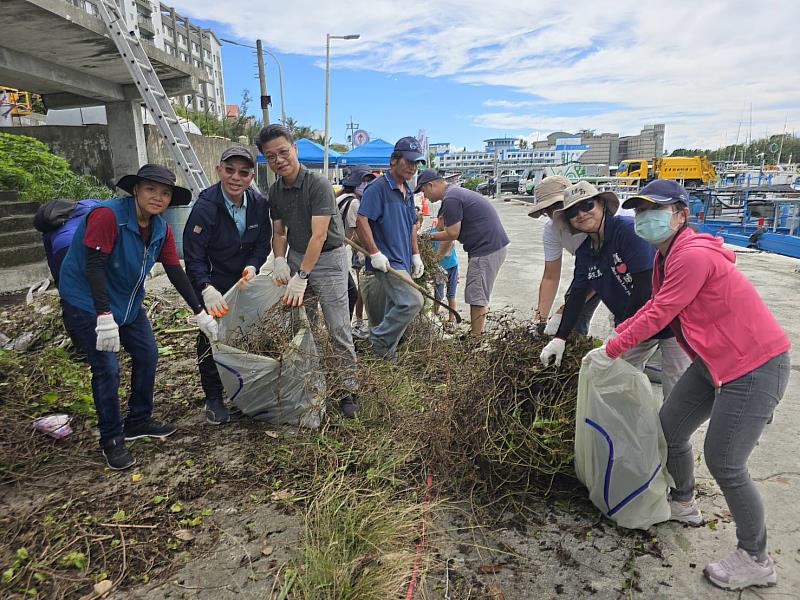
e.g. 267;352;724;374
205;398;231;425
124;419;177;440
102;437;136;470
339;395;359;418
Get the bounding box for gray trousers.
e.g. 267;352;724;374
622;336;690;401
288;246;357;393
660;352;790;559
360;270;423;359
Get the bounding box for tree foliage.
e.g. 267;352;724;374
670;134;800;165
0;133;112;201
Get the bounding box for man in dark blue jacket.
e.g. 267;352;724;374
183;146;271;424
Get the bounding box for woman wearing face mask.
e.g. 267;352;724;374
595;180;791;591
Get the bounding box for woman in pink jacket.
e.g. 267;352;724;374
595;180;791;591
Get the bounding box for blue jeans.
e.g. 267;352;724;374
363;270;423;359
61;301;159;445
660;352;790;560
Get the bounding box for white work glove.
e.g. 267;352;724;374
95;313;120;353
273;256;291;285
282;274;308;307
411;253;424;279
540;337;566;367
195;310;218;342
201;285;229;318
583;345;614;369
543;313;562;336
369;251;390;272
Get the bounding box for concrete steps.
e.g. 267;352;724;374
0;192;47;269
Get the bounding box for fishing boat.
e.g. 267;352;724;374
689;184;800;259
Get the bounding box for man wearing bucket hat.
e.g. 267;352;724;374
183;146;271;425
586;180;790;590
527;176;600;336
539;180;690;400
416;168;509;336
355;136;426;359
58;164;219;470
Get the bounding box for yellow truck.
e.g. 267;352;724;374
616;156;716;187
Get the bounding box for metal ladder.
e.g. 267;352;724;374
96;0;210;197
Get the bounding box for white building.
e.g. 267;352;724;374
66;0;226;118
435;137;588;175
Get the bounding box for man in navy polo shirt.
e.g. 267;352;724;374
539;180;690;399
416;169;509;335
355;136;425;359
184;146;271;425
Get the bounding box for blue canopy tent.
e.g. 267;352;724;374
255;137;340;168
337;138;395;168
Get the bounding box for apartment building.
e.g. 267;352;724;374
66;0;226;118
619;124;665;161
434;137;588;175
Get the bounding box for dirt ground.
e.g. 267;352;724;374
2;195;799;599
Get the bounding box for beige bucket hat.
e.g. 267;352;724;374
552;180;619;233
526;175;571;218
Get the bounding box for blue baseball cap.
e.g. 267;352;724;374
394;136;425;162
622;180;690;209
414;168;443;193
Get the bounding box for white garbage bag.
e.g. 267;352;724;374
574;353;671;529
211;272;326;429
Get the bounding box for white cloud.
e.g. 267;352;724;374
171;0;800;150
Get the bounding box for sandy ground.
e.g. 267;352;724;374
428;195;800;599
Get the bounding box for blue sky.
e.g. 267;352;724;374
179;0;798;153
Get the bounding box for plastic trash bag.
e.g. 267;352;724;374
211;272;326;429
574;353;672;530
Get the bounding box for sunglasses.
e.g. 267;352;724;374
565;198;596;220
222;165;254;178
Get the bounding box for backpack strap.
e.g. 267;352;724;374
337;193;356;223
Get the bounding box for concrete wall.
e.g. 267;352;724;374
0;124;115;185
0;124;266;193
143;125;261;190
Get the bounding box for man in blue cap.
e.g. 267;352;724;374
417;168;509;336
355;136;425;359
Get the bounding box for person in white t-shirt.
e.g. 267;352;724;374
528;176;600;335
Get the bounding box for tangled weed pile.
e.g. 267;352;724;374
225;302;302;359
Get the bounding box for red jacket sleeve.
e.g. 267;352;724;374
83;207;117;253
606;247;710;358
157;224;181;266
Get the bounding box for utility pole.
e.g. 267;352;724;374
346;116;359;149
256;39;270;126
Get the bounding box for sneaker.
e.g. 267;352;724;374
352;321;369;339
669;498;704;526
124;419;177;440
102;437;136;470
704;548;777;590
339;395;359;418
205;398;231;425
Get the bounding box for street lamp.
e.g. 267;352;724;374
220;38;286;125
324;33;360;180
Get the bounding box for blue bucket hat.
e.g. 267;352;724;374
341;166;375;187
394;136;425;162
622;179;690;210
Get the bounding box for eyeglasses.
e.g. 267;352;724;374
565;199;596;220
263;149;293;165
221;165;254;178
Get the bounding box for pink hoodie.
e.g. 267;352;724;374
606;227;790;386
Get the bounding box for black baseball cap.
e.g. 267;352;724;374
220;145;255;168
414;168;443;193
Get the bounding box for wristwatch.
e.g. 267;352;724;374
298;270;310;280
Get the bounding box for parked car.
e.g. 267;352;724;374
477;175;520;195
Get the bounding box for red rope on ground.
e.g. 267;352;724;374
406;472;434;600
